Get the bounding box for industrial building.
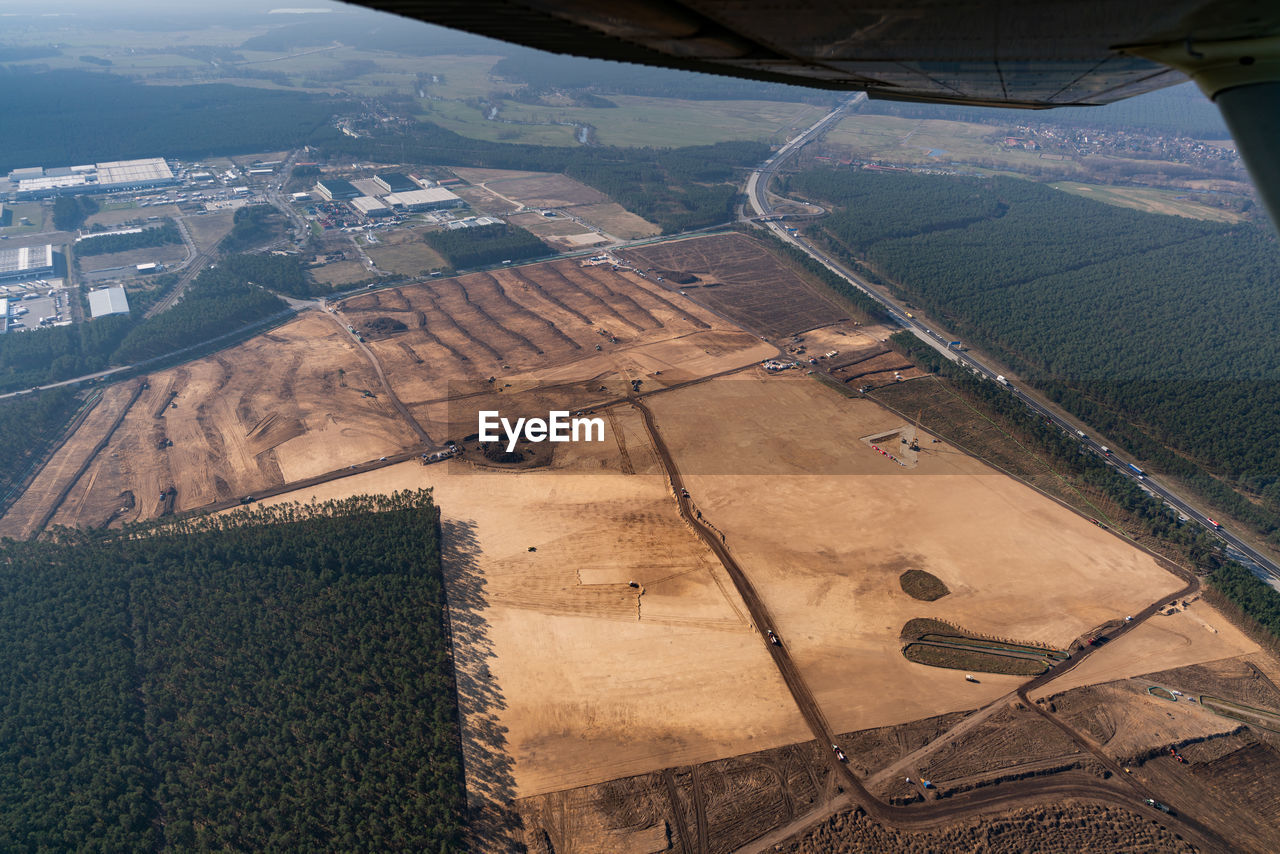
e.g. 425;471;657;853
6;158;177;199
0;299;8;333
88;286;131;319
373;172;417;193
314;179;361;201
0;245;55;284
381;188;464;212
350;196;391;218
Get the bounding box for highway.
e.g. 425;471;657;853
744;104;1280;590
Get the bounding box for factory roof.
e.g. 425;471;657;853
0;245;54;275
95;158;174;186
351;196;388;214
381;188;462;207
88;286;131;318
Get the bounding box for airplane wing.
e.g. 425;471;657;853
345;0;1280;224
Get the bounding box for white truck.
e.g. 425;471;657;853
996;375;1008;386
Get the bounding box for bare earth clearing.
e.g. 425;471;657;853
7;227;1278;851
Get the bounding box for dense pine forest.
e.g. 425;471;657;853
422;222;550;270
0;491;465;852
0;388;82;510
789;169;1280;542
75;221;181;256
0;70;344;173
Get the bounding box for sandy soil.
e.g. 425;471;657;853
39;312;418;527
645;371;1189;737
1030;601;1260;700
0;382;140;539
338;259;776;441
1048;679;1242;762
255;420;815;799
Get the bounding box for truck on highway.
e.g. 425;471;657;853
996;375;1008;386
1208;518;1222;529
1128;463;1146;478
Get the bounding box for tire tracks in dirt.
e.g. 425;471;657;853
631;394;1234;853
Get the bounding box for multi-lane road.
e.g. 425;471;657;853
745;104;1280;589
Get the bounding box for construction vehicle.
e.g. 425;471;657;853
964;674;978;683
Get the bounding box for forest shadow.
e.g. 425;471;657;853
442;518;523;852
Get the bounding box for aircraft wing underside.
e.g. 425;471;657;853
347;0;1274;107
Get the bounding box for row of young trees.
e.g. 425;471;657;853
0;491;466;852
795;168;1280;543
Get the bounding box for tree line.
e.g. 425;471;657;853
794;168;1280;544
0;490;466;852
74;220;180;256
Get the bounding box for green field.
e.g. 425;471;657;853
825;115;1077;174
501;95;828;147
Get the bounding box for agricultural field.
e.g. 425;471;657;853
364;230;448;276
618;233;849;336
1049;181;1246;222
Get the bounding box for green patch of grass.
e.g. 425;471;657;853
899;568;949;601
903;643;1048;676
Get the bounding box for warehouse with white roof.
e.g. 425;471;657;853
0;245;55;284
381;187;463;211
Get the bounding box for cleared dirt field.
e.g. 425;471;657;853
451;167;659;238
645;371;1187;738
78;243;188;273
1027;601;1259;700
336;258;776;441
1046;679;1244;762
618;233;849;337
25;312;418;528
253;445;816;802
0;382;142;539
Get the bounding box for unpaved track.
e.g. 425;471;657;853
29;380;146;538
326;308;435;447
631;395;1233;853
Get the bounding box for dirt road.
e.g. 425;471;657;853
631;395;1234;853
325;306;435;447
